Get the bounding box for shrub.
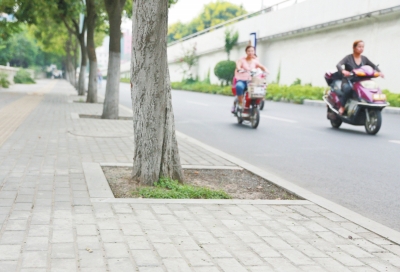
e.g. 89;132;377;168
133;177;231;199
0;72;10;88
214;60;236;86
14;69;35;84
171;81;232;96
383;90;400;108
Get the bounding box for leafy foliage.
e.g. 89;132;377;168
178;44;198;80
133;177;231;199
224;28;239;60
168;1;246;43
14;69;35;84
214;60;236;85
383;90;400;107
0;73;10;88
171;81;232;95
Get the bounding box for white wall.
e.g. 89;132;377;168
167;0;400;92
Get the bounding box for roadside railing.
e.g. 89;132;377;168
168;0;302;46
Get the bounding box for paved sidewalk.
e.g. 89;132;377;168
0;80;399;272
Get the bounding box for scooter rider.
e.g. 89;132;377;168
235;45;269;111
336;40;384;115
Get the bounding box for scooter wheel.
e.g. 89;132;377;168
250;108;260;129
330;118;342;129
260;100;265;110
365;109;382;135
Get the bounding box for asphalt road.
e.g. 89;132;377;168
99;83;400;231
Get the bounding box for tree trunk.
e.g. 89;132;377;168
65;34;76;87
78;33;87;96
102;0;126;119
131;0;183;185
86;0;98;103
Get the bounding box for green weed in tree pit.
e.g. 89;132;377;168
132;177;231;199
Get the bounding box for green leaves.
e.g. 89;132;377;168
133;177;231;199
214;60;236;86
224;28;239;60
168;1;246;43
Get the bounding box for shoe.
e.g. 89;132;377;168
231;105;236;114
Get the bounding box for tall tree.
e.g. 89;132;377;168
85;0;98;103
101;0;127;119
168;1;246;43
224;28;239;60
131;0;183;185
56;0;87;95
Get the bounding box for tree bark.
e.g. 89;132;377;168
86;0;98;103
102;0;126;119
78;32;87;96
65;34;76;87
131;0;183;185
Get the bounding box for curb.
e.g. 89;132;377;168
97;93;400;244
303;99;400;114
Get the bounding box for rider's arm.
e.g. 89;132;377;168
336;56;349;74
236;59;242;71
364;57;381;72
256;63;269;74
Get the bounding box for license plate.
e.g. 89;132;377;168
253;87;265;95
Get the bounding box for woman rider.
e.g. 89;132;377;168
234;45;269;111
336;40;384;115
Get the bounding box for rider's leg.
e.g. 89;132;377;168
235;81;246;108
339;82;352;114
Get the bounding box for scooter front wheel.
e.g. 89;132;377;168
365;109;382;135
250;108;260;129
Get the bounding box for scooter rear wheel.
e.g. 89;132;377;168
365;109;382;135
260;100;265;110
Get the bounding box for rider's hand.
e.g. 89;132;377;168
342;70;351;77
380;72;385;78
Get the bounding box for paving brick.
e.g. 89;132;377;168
0;245;21;260
76;225;98;236
50;259;77;272
25;237;49;251
104;243;130;258
183;250;213;266
131;250;160;266
51;243;75;259
108;258;136;272
216;258;248;272
163;258;192;272
21;251;48;268
153;243;182;258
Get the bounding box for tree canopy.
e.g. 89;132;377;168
167;1;246;43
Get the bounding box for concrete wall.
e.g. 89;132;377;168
167;0;400;92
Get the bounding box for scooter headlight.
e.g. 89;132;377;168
360;80;378;89
372;94;386;101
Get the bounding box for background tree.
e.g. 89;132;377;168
167;1;246;43
102;0;178;119
85;0;99;103
131;0;183;185
224;28;239;60
101;0;127;119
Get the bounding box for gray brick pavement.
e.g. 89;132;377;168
0;80;399;271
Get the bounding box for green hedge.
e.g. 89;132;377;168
14;69;35;84
383;90;400;108
171;81;232;95
0;72;10;88
266;84;325;104
170;81;400;107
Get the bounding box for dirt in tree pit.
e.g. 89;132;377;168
102;167;301;200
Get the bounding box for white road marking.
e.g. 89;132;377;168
389;140;400;145
261;115;297;123
187;101;209;107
